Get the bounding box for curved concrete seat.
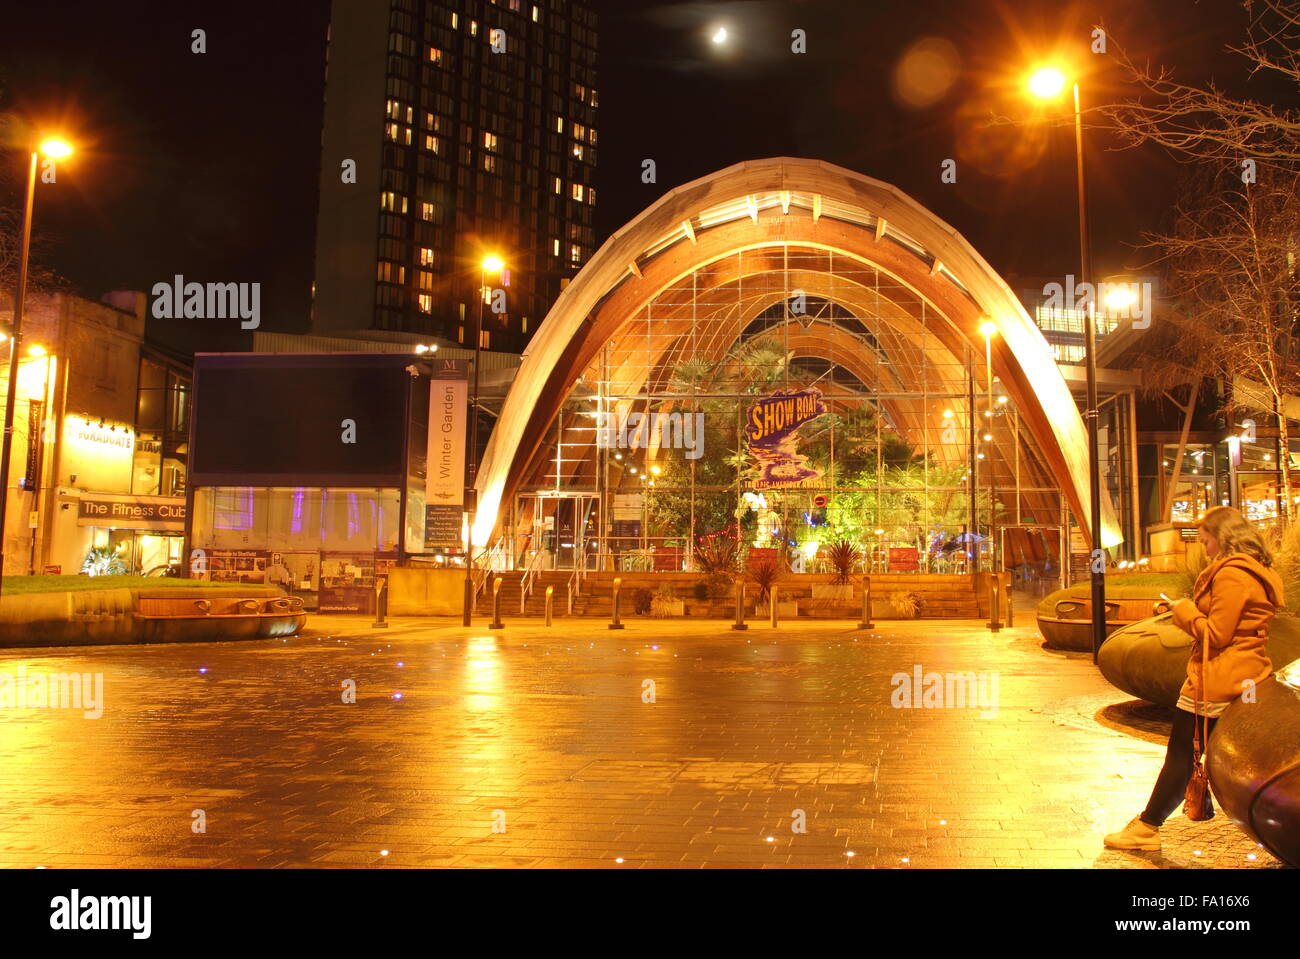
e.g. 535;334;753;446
1209;667;1300;868
1097;613;1300;707
1036;583;1174;651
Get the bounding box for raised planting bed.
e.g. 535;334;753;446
0;578;303;648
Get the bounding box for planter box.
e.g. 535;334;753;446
812;583;855;602
651;598;685;617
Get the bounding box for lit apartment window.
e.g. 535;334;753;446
420;247;435;266
570;244;581;264
532;6;540;22
552;176;562;195
587;187;596;205
380;191;408;213
571;183;584;201
483;154;497;173
589;128;597;145
428;47;443;64
555;116;564;134
470;20;478;36
590;89;599;108
421;201;435;221
377;261;406;284
418;294;433;313
522;316;528;333
484;131;498;151
451;12;459;28
573;122;586;140
385;122;411;145
425;112;437;129
457;325;464;343
418;271;434;290
572;143;584;160
552;238;560;256
479;328;491;349
424;134;440;153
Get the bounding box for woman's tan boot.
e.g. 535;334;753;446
1103;815;1161;851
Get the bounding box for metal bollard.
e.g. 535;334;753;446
988;576;1002;632
371;574;389;629
489;576;504;630
858;575;874;629
770;585;778;628
609;576;625;629
732;581;748;630
545;585;554;626
1004;582;1014;628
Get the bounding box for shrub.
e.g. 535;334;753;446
695;536;738;575
890;590;922;617
749;559;778;602
631;587;653;615
82;546;127;577
826;539;861;585
692;579;709;601
703;571;733;599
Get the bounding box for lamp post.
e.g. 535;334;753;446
0;138;71;602
1028;66;1105;662
463;254;504;626
979;319;1000;631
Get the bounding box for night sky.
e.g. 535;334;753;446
0;0;1281;351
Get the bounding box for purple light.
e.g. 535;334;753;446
391;692;403;700
198;667;208;674
347;492;359;540
396;661;404;667
291;487;304;534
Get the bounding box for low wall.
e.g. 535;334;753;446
0;585;285;648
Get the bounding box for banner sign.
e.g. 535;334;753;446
424;362;468;549
744;388;827;489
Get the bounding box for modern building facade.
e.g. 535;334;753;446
313;0;598;352
471;158;1126;591
0;291;192;577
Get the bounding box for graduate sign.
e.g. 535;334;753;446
744;387;827;489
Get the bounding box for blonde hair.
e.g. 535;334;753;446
1198;506;1274;567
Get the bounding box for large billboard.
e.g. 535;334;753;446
190;354;412;486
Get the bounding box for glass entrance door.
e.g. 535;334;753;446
519;494;598;570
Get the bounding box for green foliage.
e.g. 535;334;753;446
81;546;127;577
702;572;733;599
631;587;653;615
749;560;779;602
695;536;738;575
890;590;923;617
826;540;861;585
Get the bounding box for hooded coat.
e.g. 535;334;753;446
1170;553;1284;704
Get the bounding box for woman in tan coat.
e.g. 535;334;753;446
1104;505;1284;851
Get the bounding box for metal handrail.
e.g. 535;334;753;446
519;549;546;614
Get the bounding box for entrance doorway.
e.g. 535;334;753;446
516;493;598;571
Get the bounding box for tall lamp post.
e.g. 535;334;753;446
979;319;1001;631
0;137;72;602
463;253;504;626
1028;66;1106;662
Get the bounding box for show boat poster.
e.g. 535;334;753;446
744;387;827;489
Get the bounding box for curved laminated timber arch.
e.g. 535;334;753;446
474;157;1122;552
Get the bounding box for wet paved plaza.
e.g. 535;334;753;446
0;616;1280;868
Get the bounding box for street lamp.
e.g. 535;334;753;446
0;137;72;600
979;319;1001;631
1028;64;1106;662
463;253;504;625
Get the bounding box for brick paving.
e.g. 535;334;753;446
0;614;1280;868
